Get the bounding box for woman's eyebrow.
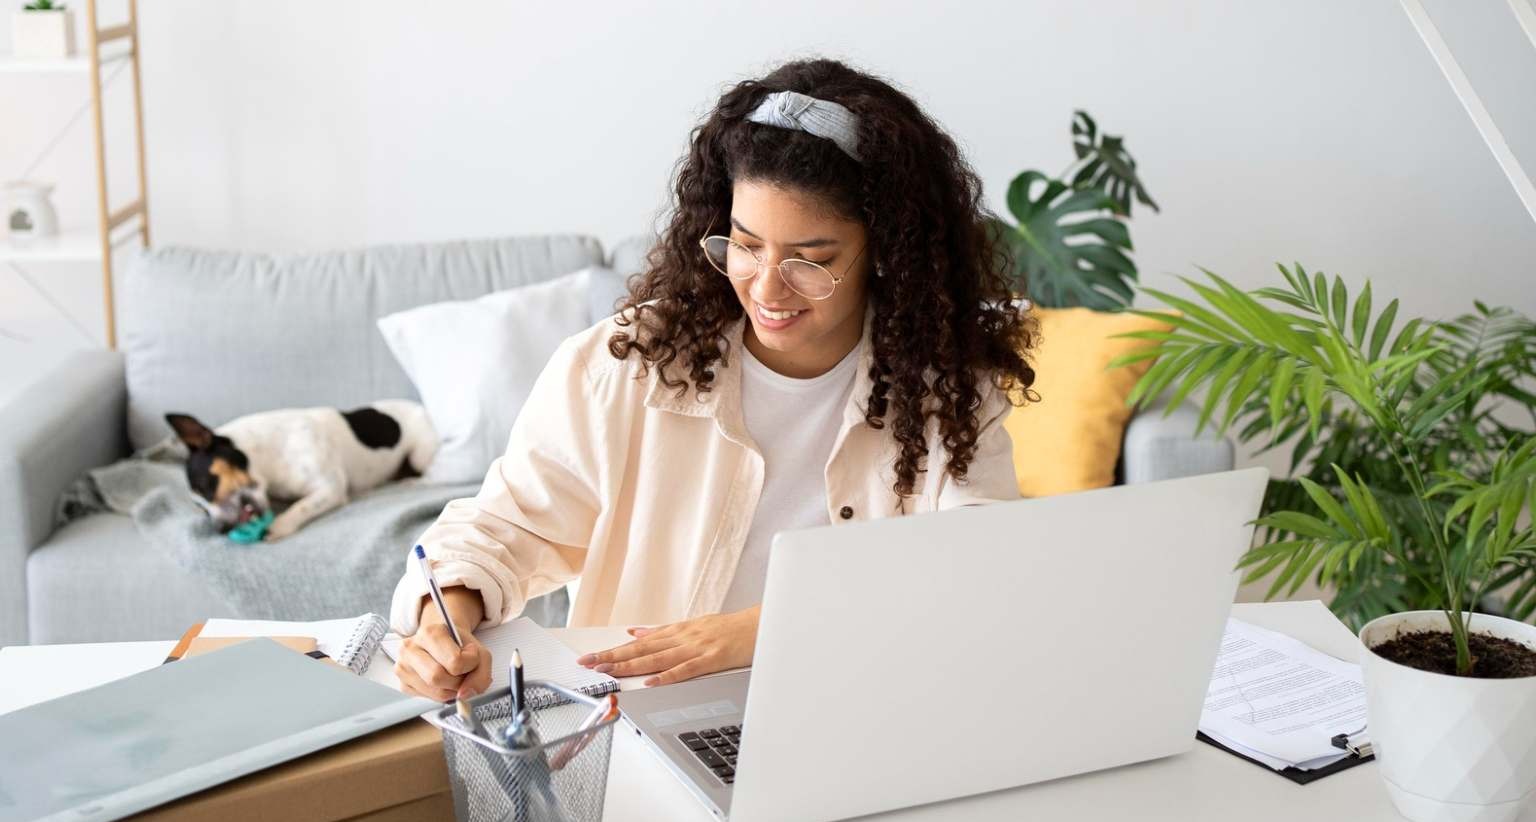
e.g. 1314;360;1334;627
730;217;841;249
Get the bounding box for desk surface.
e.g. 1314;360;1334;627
0;602;1413;821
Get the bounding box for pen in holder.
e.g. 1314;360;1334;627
435;681;618;822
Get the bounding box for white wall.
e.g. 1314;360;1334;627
4;0;1535;394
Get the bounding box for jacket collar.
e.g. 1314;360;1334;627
643;308;878;444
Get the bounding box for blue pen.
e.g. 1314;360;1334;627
414;544;463;648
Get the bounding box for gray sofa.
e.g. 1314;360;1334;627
0;234;1233;647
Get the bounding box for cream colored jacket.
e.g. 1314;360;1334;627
389;311;1019;635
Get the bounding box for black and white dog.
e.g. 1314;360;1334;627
165;400;438;541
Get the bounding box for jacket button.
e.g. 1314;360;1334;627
839;506;854;520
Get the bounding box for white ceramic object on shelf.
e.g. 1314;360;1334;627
3;181;60;240
11;8;76;59
1360;611;1536;822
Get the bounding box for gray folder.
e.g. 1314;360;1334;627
0;638;440;822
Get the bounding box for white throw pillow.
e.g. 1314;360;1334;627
377;268;598;484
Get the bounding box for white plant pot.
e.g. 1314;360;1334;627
12;9;76;59
1360;611;1536;822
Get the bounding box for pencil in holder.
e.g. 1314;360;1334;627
435;681;617;822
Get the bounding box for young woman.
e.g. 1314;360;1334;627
390;58;1036;701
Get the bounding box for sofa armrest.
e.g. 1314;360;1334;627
1122;399;1235;485
0;350;128;646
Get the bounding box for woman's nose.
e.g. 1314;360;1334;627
749;260;793;303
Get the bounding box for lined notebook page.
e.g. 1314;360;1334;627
383;616;619;698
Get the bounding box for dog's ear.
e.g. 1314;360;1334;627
165;413;215;451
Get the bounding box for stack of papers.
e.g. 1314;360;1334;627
1200;618;1370;771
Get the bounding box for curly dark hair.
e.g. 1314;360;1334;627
609;58;1036;498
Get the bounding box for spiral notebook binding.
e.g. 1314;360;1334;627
337;613;390;675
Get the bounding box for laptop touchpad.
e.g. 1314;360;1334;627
647;700;741;728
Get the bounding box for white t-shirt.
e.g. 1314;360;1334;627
720;343;862;613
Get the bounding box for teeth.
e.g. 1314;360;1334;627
759;306;805;321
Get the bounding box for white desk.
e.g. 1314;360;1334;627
0;602;1410;821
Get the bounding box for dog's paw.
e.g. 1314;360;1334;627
263;519;298;541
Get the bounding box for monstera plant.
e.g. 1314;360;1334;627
994;111;1158;310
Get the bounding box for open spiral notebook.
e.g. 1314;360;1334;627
180;613;392;675
382;616;620;713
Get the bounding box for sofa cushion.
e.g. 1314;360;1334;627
119;234;605;451
27;513;228;643
1004;307;1176;497
607;234;654;280
377;268;602;484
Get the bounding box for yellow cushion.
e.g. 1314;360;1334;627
1005;307;1175;497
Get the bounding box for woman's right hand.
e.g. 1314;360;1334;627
395;586;492;701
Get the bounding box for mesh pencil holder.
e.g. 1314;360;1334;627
434;681;617;822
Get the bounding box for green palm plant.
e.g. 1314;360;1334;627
1116;264;1536;675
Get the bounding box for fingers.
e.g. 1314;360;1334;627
644;656;713;687
600;646;693;677
394;627;486;701
394;655;457;701
418;623;479;676
459;643;493;699
579;635;677;668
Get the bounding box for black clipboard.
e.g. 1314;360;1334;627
1197;731;1374;785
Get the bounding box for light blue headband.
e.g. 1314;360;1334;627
745;90;863;162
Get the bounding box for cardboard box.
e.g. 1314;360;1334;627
126;719;452;822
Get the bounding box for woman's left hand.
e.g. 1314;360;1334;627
577;606;760;686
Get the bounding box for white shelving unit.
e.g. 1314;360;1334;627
2;0;150;349
0;50;129;74
0;229;102;262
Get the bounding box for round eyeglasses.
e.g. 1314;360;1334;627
699;235;864;301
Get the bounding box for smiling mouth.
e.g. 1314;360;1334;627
757;305;806;322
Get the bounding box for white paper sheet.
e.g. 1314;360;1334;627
382;616;619;694
1200;618;1368;769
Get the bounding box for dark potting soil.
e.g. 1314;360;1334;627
1371;630;1536;678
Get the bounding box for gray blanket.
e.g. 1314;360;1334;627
55;440;521;623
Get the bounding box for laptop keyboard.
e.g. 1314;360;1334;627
677;725;742;784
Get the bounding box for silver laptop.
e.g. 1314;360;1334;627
620;467;1268;821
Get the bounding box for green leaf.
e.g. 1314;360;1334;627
1128;345;1202;408
1330;276;1349;331
1302;367;1325;439
1267;358;1297;431
1406;386;1478;442
1067;110;1159;217
1259;510;1342;539
1368;298;1399;360
1239;540;1307;583
1106;348;1165;370
1164;347;1227;416
1391;318;1423;356
1137;288;1250;342
1223;352;1273;431
1002;171;1136;309
1299;477;1361;537
1351;282;1372;348
1197;349;1252;433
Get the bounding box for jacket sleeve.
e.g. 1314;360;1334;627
933;382;1021;509
389;337;605;635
